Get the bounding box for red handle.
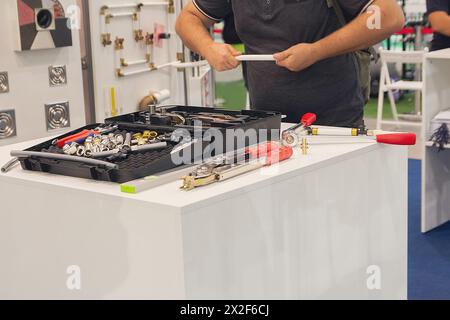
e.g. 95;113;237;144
56;130;98;148
247;141;279;158
301;113;317;127
376;133;417;146
265;146;294;166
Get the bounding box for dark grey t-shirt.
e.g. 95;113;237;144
427;0;450;51
193;0;372;126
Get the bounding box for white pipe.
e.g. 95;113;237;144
118;60;203;76
153;89;171;104
307;137;375;145
236;55;275;62
119;67;152;77
109;12;136;18
123;59;148;66
311;127;357;136
103;3;137;10
156;61;180;69
172;60;209;68
140;2;170;6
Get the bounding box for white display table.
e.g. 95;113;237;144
0;127;408;300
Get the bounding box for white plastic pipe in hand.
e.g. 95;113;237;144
236;55;276;62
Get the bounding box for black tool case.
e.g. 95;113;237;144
17;106;282;183
105;105;281;135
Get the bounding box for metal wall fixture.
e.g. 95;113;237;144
35;8;56;31
0;72;9;94
0;110;17;139
45;102;71;131
48;65;68;87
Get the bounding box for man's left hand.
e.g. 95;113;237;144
274;43;320;72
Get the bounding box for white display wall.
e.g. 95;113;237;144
88;0;212;122
0;0;86;146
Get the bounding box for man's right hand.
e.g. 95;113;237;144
203;43;241;72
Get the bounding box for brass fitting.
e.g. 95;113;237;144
168;0;175;14
105;14;113;24
115;37;125;50
301;138;309;155
132;133;143;140
145;33;153;45
101;33;112;46
134;29;144;42
120;58;128;67
143;131;158;140
100;6;108;15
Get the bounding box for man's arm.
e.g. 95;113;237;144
274;0;405;72
175;1;240;71
429;11;450;36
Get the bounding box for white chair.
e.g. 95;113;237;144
376;48;426;129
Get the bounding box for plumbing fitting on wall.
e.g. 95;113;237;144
138;89;171;111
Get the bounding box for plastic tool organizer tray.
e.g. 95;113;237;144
105;105;281;133
17;106;282;183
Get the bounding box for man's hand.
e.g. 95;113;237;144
274;43;320;72
203;43;241;72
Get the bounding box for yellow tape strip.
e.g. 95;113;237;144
110;87;117;116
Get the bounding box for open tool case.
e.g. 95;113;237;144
106;105;281;133
17;106;282;183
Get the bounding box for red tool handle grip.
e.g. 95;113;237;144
301;113;317;127
247;141;279;158
265;146;294;166
56;130;98;148
376;133;417;146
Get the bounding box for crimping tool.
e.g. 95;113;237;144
181;142;293;191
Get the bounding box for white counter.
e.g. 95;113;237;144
0;130;408;299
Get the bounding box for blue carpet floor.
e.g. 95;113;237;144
408;159;450;300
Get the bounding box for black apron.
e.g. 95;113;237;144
231;0;364;127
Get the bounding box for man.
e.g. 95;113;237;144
427;0;450;51
176;0;404;126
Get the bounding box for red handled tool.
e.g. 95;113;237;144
54;125;118;148
282;113;317;148
181;142;294;191
283;113;417;148
55;129;98;148
375;133;417;146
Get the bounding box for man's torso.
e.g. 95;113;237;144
231;0;365;126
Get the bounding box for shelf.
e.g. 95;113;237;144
425;141;450;149
425;49;450;60
386;80;423;91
